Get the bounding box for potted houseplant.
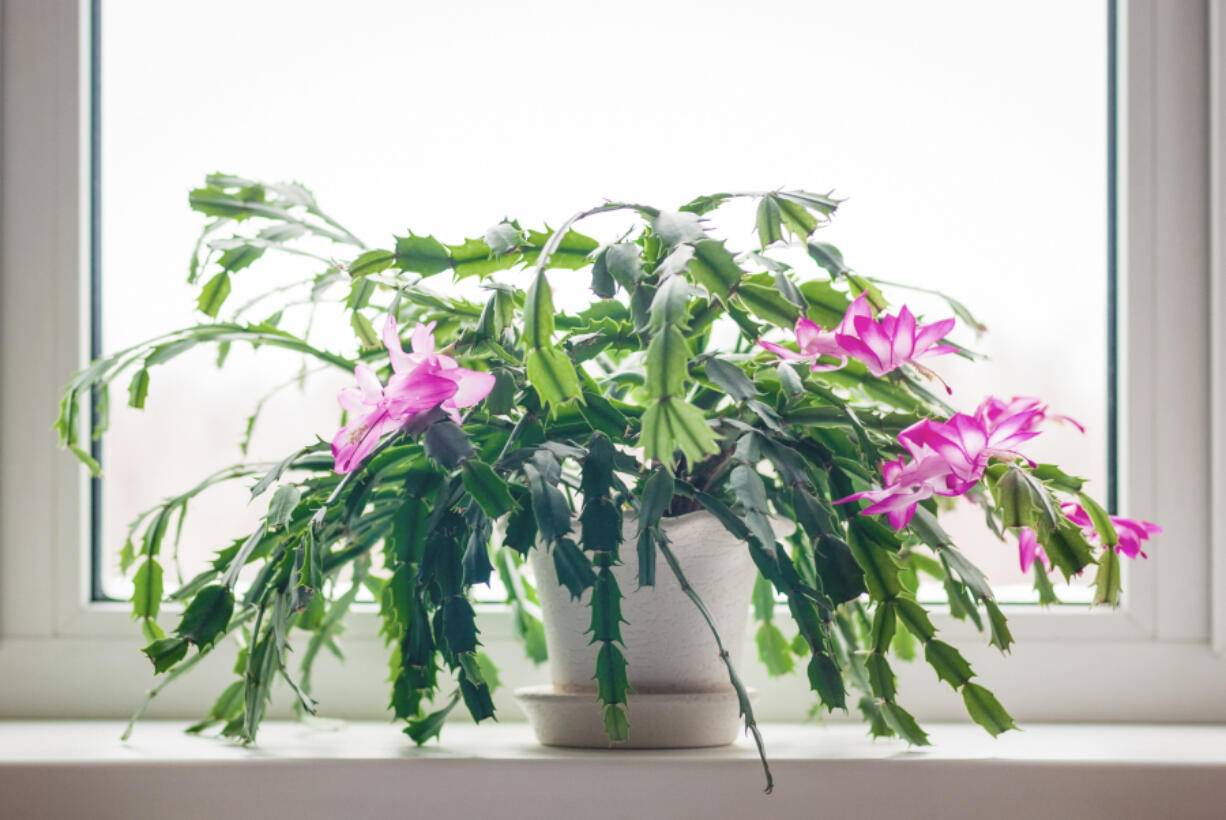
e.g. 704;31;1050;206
57;175;1158;793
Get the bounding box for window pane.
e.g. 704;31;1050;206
99;0;1106;601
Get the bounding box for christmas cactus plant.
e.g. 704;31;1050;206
57;175;1158;791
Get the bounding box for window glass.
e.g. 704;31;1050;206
99;0;1106;602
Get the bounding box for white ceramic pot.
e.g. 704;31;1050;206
515;509;794;749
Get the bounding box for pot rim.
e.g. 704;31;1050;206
620;507;797;537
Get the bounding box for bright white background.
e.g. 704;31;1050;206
100;0;1107;600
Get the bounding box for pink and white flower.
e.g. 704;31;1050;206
758;317;848;372
837;395;1056;530
331;362;458;474
834;295;957;379
897;403;1042;495
840;453;954;529
1061;502;1161;560
382;316;496;423
331;316;496;474
759;293;957;381
978;396;1085;435
1015;504;1158;574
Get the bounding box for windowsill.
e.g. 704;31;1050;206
3;721;1225;818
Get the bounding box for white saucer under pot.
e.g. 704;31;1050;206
514;685;757;749
513;510;793;750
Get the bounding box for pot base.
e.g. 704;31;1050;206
513;685;756;749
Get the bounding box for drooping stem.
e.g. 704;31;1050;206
655;534;774;794
299;561;368;698
120;608;257;741
120;650;208;741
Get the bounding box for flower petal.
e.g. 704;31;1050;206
1018;527;1042;572
332;407;393;474
835;332;885;375
838;293;874;334
385;366;460;417
795;317;825;351
886;505;917;530
354;365;384;403
851;314;893;368
382;315;414;374
893;305;917;362
410;321;437;356
759;339;806;362
445;367;497;408
337;386;368;414
913;317;956;353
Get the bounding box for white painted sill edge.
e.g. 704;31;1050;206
2;722;1225;820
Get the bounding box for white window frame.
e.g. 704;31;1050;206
2;0;1224;723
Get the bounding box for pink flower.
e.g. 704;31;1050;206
897;406;1039;496
837;395;1050;530
758;317;848;372
758;294;956;379
834;295;957;379
1061;502;1160;560
838;453;953;529
331;316;496;473
331;363;458;473
978;396;1085;434
1017;527;1048;573
382;316;496;423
